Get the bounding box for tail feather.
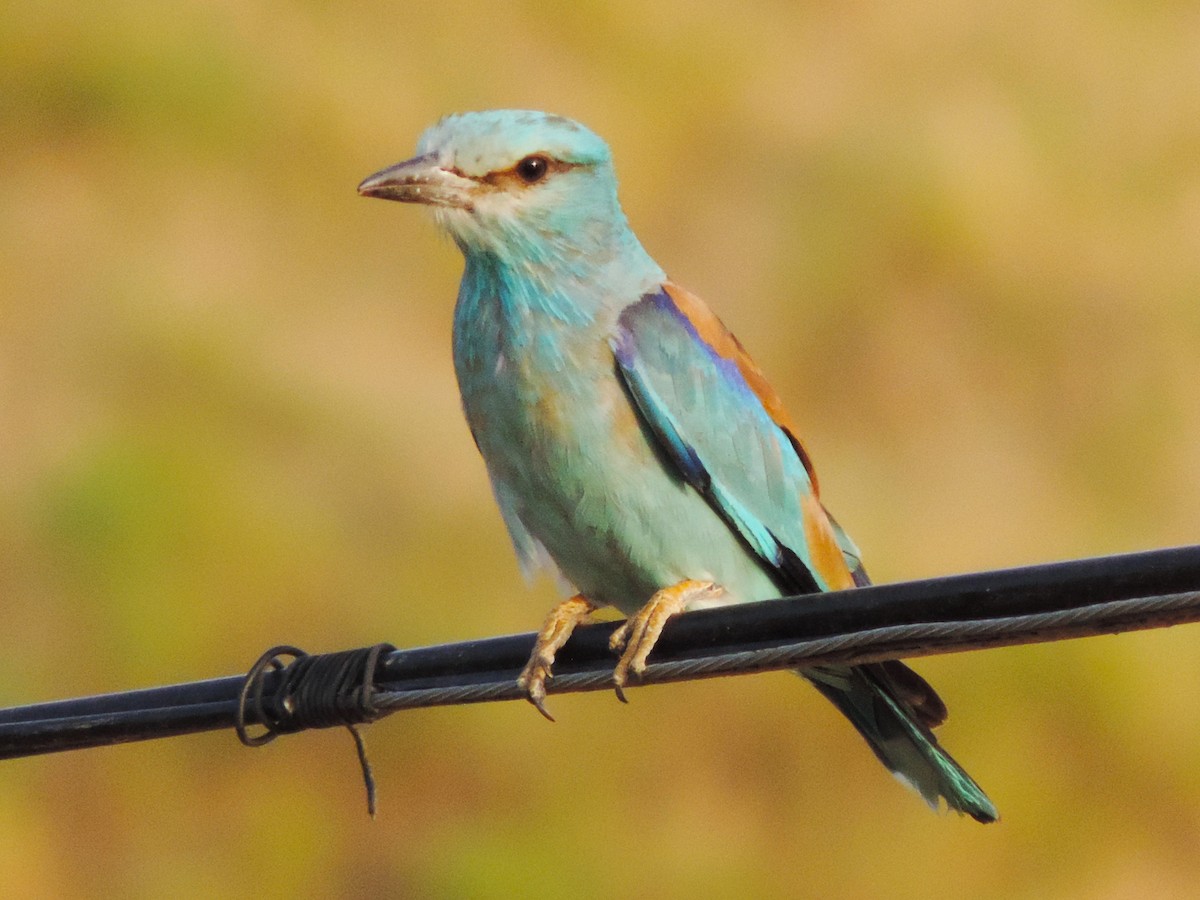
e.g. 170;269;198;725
816;511;994;820
805;664;997;823
875;659;947;728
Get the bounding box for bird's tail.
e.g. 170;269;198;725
804;662;998;823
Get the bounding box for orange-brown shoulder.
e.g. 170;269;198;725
661;281;820;492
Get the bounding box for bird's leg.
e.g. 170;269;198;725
609;579;725;702
517;594;598;721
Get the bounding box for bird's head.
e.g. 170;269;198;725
358;110;632;262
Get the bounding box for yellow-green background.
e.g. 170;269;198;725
4;2;1200;897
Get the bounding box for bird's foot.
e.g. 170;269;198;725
609;579;724;702
517;594;597;721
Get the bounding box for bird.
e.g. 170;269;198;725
358;109;997;822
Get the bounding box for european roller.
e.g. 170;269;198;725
358;110;997;822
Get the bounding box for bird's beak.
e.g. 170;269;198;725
357;153;474;210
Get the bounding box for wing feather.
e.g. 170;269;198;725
611;284;854;593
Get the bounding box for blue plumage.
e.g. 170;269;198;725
359;110;997;822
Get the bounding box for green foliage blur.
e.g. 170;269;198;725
3;1;1200;897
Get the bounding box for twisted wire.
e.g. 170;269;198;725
5;545;1200;765
370;589;1200;711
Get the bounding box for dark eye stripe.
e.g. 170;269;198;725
468;156;582;189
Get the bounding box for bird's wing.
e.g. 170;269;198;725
611;282;856;594
825;507;871;588
613;284;972;807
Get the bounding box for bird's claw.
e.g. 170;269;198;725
609;580;723;702
608;622;634;703
515;594;596;721
517;655;557;722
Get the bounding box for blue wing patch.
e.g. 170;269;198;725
612;287;829;594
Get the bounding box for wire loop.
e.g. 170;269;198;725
236;643;396;815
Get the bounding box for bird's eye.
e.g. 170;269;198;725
515;155;550;184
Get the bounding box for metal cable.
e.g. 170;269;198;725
4;545;1200;762
371;589;1200;711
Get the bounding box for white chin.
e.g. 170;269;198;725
436;207;505;255
432;205;473;236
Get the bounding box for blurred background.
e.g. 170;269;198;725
3;1;1200;896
